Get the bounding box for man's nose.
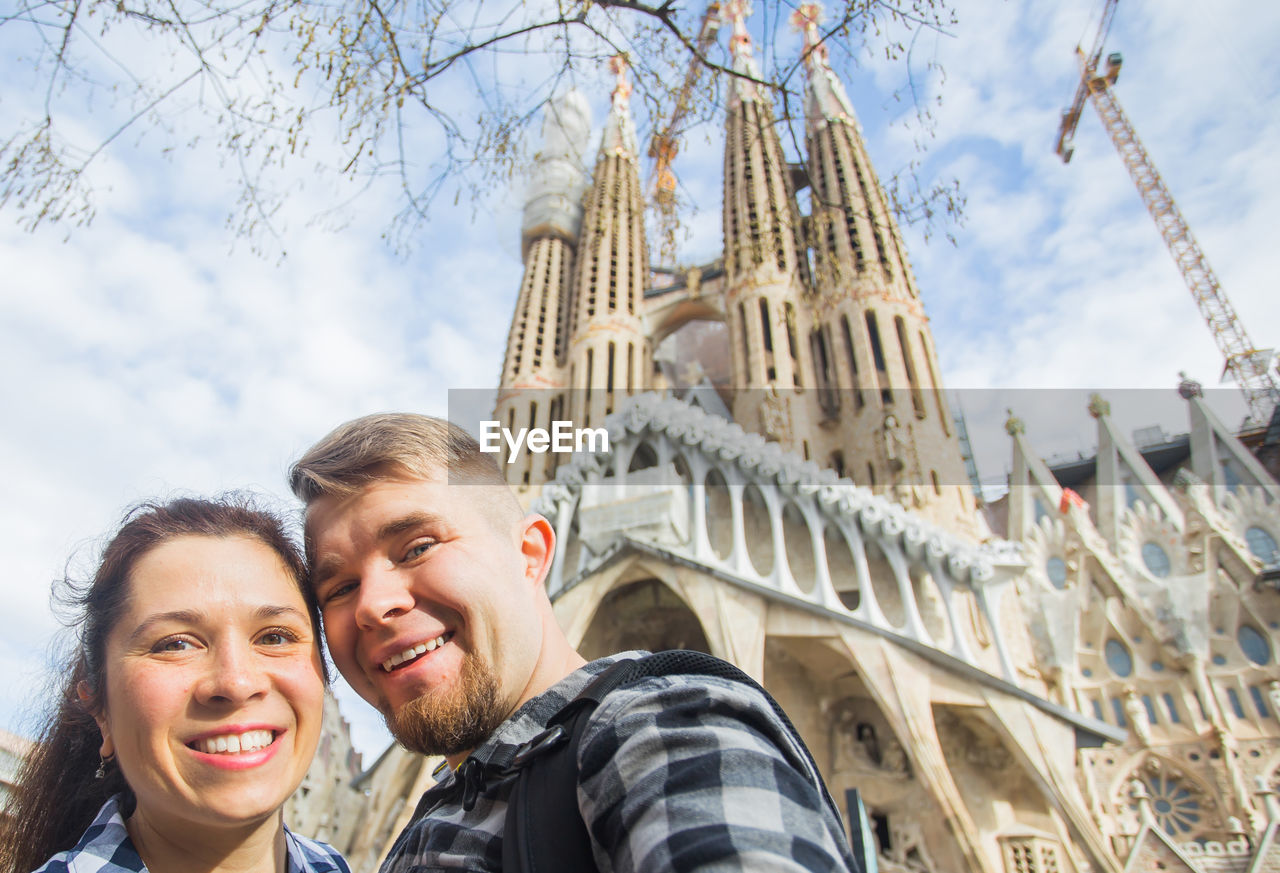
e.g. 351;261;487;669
354;563;415;629
195;641;269;706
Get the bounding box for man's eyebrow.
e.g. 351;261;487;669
376;511;444;543
311;512;444;588
311;555;345;590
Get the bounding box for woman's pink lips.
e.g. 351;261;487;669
185;723;278;743
186;729;284;771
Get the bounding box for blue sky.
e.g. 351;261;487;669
2;0;1277;762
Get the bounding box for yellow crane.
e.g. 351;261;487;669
648;2;723;267
1056;0;1279;425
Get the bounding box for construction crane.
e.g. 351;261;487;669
648;1;722;267
1055;0;1279;426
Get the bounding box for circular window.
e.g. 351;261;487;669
1142;542;1171;578
1246;526;1279;566
1105;638;1134;677
1238;625;1272;665
1152;661;1164;672
1046;557;1068;588
1142;774;1202;837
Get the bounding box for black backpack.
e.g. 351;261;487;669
500;649;864;873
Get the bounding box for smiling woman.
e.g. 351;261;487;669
0;497;350;873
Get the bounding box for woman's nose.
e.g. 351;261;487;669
195;642;270;705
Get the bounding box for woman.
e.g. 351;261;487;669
0;496;349;873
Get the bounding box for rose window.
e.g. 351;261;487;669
1142;774;1202;837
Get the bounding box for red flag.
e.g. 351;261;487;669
1060;488;1088;514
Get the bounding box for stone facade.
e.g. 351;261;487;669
297;5;1280;872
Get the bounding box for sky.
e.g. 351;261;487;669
1;0;1278;763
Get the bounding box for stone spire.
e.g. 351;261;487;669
503;90;591;387
725;0;761;105
599;54;640;160
495;90;591;493
792;3;856;132
796;1;911;294
520;90;592;255
791;1;980;538
721;0;810;410
565;55;650;431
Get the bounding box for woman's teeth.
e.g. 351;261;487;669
382;633;451;672
195;729;275;755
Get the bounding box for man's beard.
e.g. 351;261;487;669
385;652;507;757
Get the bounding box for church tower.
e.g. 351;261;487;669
793;2;980;537
720;0;816;453
494;91;591;490
565;57;651;433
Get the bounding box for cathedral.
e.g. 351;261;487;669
290;4;1280;872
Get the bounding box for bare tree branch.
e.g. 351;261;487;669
0;0;962;253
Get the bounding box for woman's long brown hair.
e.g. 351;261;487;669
0;495;321;872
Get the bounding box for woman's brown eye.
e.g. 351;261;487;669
154;637;194;653
259;629;297;646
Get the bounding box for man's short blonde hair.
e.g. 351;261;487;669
289;413;508;504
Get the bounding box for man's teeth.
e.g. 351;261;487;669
196;729;275;755
382;634;450;672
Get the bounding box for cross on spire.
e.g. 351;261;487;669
609;54;632;107
790;2;828;70
722;0;754;62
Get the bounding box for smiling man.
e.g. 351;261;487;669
290;413;857;873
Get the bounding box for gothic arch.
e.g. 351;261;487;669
764;636;956;873
932;705;1060;846
576;576;712;661
650;303;725;348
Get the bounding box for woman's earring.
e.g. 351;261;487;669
95;754;114;780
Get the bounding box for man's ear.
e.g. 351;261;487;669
518;514;556;592
77;680;114;759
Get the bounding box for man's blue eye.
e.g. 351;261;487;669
321;581;358;605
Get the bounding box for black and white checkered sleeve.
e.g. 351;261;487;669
575;673;858;873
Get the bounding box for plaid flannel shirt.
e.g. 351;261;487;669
31;795;351;873
383;652;858;873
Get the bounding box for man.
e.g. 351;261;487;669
291;412;857;872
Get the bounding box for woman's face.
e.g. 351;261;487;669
94;535;325;832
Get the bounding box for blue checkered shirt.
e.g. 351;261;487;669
31;795;351;873
381;653;858;872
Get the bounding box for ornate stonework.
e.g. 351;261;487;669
275;8;1280;873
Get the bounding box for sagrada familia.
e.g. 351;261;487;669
279;5;1280;873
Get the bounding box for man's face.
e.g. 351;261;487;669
307;472;544;756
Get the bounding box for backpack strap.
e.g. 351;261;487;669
502;651;847;873
502;657;639;873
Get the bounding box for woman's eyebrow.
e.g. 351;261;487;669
254;604;309;623
126;605;309;643
125;609;204;644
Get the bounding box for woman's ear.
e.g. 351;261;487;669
77;680;114;758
